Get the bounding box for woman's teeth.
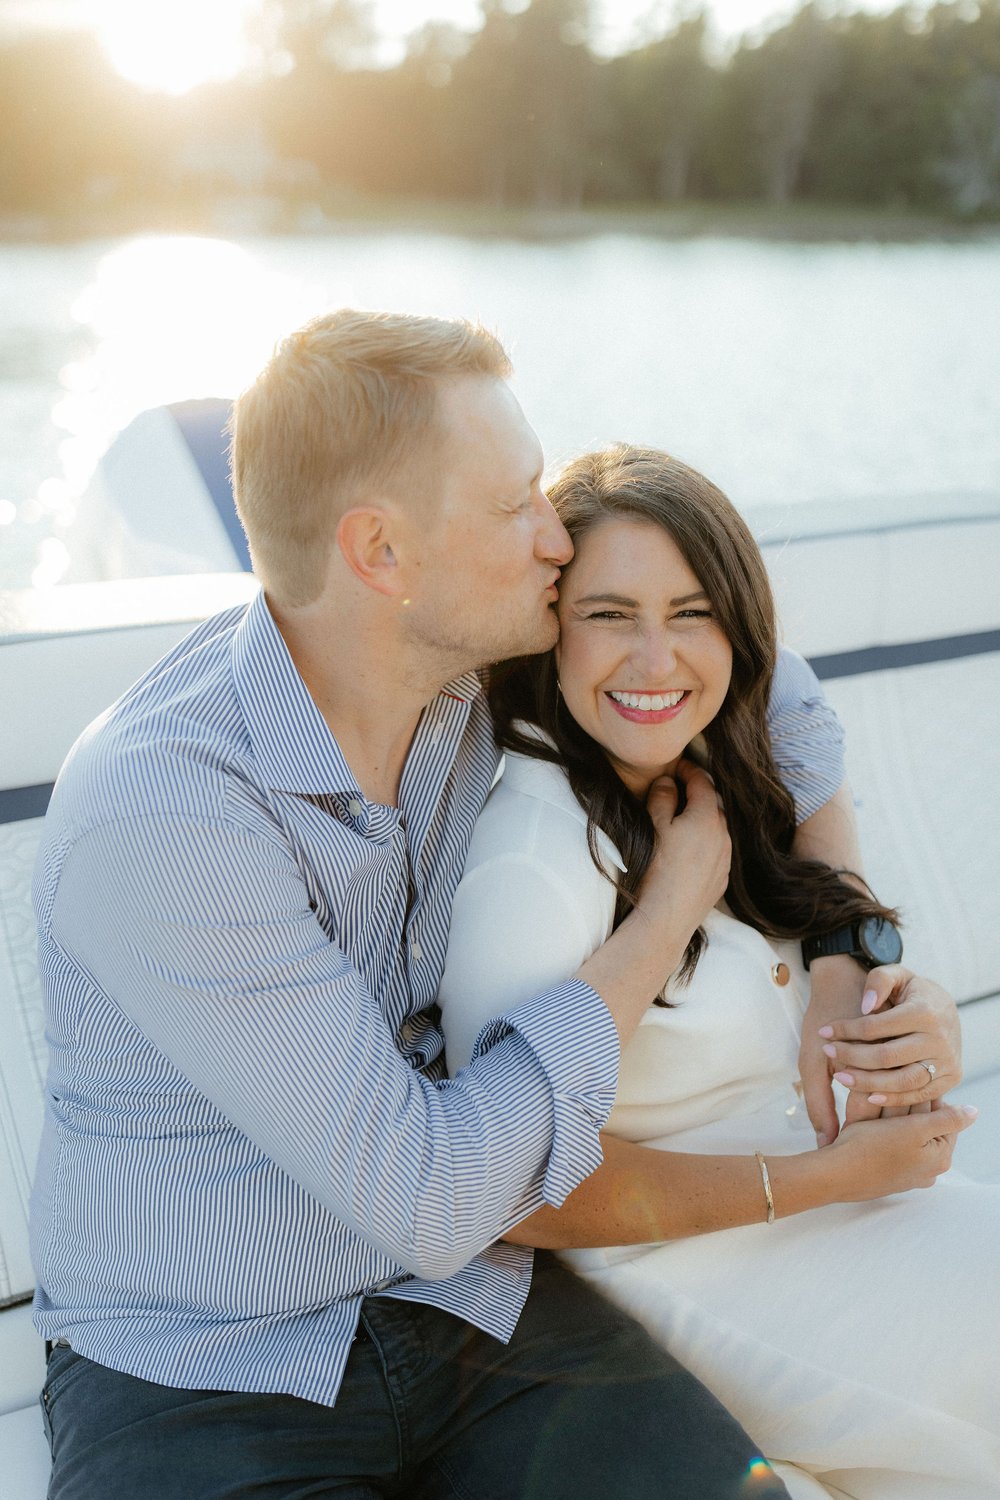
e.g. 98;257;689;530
609;690;686;712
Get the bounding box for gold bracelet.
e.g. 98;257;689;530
755;1151;775;1225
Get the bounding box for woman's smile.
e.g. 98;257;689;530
606;688;690;723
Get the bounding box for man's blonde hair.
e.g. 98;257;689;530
230;309;512;605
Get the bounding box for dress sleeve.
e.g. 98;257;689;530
768;645;846;822
437;786;617;1080
440;849;610;1075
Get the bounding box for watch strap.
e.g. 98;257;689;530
802;923;864;970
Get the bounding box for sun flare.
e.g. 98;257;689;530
93;0;254;94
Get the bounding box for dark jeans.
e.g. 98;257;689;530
41;1253;787;1499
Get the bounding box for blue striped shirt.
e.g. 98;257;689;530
30;590;843;1406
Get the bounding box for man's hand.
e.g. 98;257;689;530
798;953;873;1146
799;960;964;1143
817;965;962;1119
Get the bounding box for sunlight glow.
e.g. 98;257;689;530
88;0;798;96
93;0;254;94
31;536;71;589
56;235;321;491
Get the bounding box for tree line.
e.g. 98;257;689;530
2;0;999;226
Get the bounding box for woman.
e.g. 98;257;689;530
439;445;999;1500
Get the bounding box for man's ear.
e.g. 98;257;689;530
336;507;404;598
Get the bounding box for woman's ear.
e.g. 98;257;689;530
336;507;403;598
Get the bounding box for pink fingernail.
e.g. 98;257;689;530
861;990;879;1014
868;1094;888;1105
834;1071;855;1086
822;1044;837;1059
815;1132;831;1147
818;1025;834;1039
962;1105;979;1119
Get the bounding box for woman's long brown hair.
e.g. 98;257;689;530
489;445;897;985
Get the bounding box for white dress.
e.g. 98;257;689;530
438;749;1000;1500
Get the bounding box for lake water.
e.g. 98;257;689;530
2;228;999;590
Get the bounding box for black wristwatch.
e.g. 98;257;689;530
802;916;903;972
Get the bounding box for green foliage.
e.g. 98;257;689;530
605;14;715;200
3;0;1000;224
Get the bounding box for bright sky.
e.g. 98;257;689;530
0;0;864;93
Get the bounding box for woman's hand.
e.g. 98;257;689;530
819;1104;977;1201
800;963;963;1146
577;760;729;1046
576;761;730;1046
816;966;963;1115
640;759;731;934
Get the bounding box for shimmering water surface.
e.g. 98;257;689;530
2;230;999;589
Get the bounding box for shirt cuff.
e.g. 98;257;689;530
471;979;619;1207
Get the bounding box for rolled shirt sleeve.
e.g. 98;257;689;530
768;644;846;822
471;986;617;1205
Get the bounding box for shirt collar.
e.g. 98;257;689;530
230;589;482;797
439;668;484;703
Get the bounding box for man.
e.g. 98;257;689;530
31;310;962;1498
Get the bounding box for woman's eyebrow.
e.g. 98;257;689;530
573;590;710;607
574;592;639;607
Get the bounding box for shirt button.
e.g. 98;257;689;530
411;941;424;962
771;962;790;986
348;798;363;817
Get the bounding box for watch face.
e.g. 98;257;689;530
859;916;903;967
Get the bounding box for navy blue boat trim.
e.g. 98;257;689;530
168;398;252;573
0;782;54;824
808;628;1000;681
